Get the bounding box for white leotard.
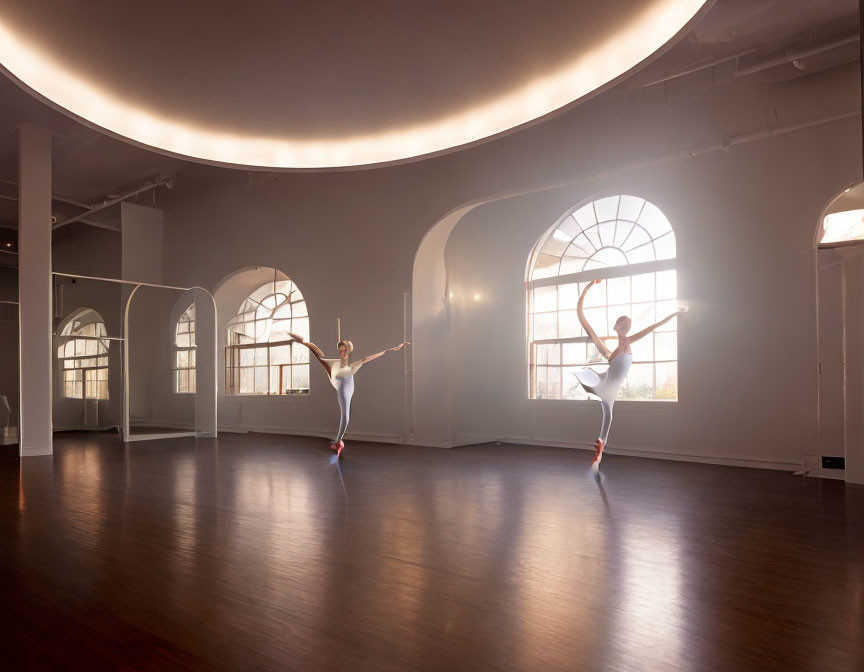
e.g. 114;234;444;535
575;353;632;405
327;359;355;384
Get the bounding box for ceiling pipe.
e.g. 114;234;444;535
641;32;859;88
53;176;173;230
0;194;121;231
678;110;859;158
501;108;862;208
641;48;756;87
733;34;859;78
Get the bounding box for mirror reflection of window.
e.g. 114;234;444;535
57;309;110;400
173;303;196;394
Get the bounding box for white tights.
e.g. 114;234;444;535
333;376;354;443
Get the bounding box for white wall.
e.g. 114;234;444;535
159;61;860;468
444;125;851;469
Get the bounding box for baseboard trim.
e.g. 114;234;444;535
813;468;846;481
129;421;218;440
404;435;453;448
19;443;52;457
126;431;196;443
129;420;195;431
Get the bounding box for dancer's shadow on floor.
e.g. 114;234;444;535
591;469;609;511
329;453;348;499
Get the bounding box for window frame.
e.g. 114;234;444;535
526;195;679;403
56;308;110;401
172;302;197;395
225;279;311;396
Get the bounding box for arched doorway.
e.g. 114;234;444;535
815;182;864;484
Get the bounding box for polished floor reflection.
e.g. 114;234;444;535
1;433;863;671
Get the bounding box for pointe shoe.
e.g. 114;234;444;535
591;438;605;471
330;440;345;456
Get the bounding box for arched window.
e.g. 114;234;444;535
226;278;310;395
57;308;109;400
528;195;678;401
173;303;196;393
819;182;864;245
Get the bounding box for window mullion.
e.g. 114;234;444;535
528;258;675;289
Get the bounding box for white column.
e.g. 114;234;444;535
121;202;164;284
17;124;53;457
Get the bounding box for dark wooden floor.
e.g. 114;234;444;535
0;433;862;671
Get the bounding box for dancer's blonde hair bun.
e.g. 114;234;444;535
337;340;354;353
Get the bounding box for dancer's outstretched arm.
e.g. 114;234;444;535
288;333;332;375
628;306;688;343
351;342;410;371
577;280;612;360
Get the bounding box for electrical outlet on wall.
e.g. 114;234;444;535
821;456;845;470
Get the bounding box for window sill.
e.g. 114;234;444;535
223;393;312;399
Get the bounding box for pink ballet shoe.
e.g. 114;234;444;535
330;440;344;456
591;439;605;471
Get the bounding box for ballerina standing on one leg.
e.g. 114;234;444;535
575;279;687;471
289;333;409;457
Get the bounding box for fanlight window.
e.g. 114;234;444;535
528;195;678;401
226;279;310;395
57;309;109;400
174;303;196;393
819;209;864;245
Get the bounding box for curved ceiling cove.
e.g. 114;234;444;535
0;1;708;169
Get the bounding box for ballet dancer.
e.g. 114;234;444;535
575;279;687;471
289;333;409;457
